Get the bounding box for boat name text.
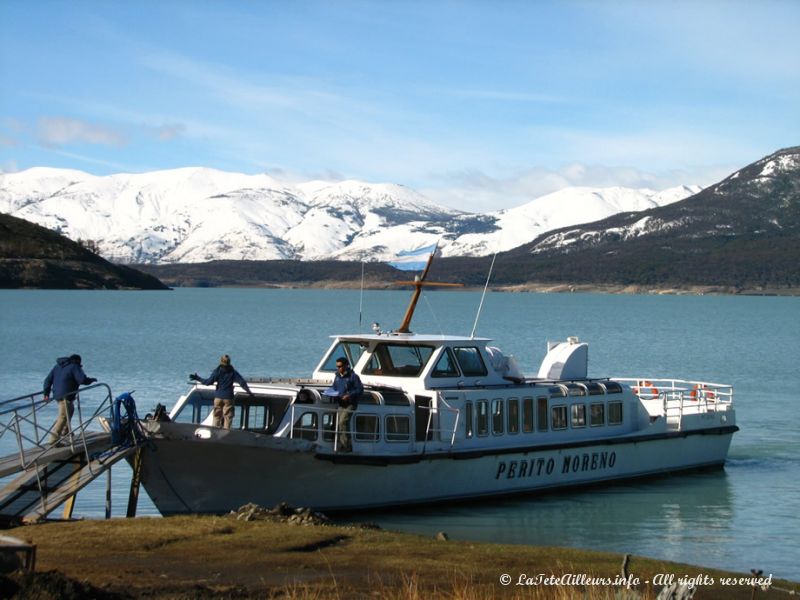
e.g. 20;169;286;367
495;451;617;480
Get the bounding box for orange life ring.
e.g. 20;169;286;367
690;384;716;401
634;380;659;398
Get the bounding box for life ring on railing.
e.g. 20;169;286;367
633;380;659;399
690;384;716;402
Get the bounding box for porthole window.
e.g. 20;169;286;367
537;397;549;432
477;400;489;436
608;401;623;425
590;402;605;426
522;397;534;433
492;399;504;435
385;415;410;442
508;398;519;434
292;411;318;441
355;415;379;441
571;404;586;428
551;405;568;430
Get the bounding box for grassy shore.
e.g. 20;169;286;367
1;515;797;599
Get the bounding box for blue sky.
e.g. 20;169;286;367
1;0;798;211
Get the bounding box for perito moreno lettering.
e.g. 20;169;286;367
495;452;616;480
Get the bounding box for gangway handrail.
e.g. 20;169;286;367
0;383;115;474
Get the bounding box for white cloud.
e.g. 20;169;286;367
37;117;127;147
419;162;735;213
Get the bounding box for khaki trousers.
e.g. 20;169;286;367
337;405;354;451
213;398;235;429
50;399;75;443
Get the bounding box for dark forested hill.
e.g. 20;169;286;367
0;213;168;289
479;146;800;291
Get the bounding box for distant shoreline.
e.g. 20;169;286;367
159;279;800;297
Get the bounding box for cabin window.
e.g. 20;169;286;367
566;383;586;397
355;415;379;441
431;348;460;377
476;400;489;436
571;404;586;428
295;389;316;404
381;390;412;406
385;415;410;442
537;397;549;432
292;411;318;441
362;343;435;377
585;382;605;396
608;401;623;425
507;398;520;434
465;401;474;438
322;411;337;441
172;393;215;425
522;397;534;433
243;404;267;429
551;405;568;430
549;386;567;398
590;402;605;426
453;347;488;377
320;341;367;372
492;399;504;435
604;381;623;394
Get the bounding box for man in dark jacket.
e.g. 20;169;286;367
190;354;253;429
330;357;363;451
43;354;97;443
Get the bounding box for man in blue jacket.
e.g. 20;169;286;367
43;354;97;443
190;354;253;429
330;357;363;452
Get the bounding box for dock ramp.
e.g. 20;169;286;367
0;385;143;523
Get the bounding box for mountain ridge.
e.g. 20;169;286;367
0;166;697;265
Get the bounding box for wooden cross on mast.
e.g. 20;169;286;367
395;243;462;333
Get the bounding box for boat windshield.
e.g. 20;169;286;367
362;343;435;377
320;341;367;372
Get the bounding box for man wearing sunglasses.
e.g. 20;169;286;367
331;357;363;452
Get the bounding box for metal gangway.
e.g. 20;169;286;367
0;385;143;524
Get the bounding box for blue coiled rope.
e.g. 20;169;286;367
109;391;146;447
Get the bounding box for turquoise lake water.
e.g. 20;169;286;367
1;288;798;580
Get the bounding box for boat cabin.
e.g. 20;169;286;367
169;332;649;456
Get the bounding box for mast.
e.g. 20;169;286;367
395;243;462;333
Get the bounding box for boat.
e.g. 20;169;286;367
133;255;738;515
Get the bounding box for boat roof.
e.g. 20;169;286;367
330;333;493;343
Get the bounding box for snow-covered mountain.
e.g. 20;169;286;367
0;167;699;264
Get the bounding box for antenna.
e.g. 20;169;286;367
470;252;497;339
358;261;365;330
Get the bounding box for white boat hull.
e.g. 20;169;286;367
137;421;736;514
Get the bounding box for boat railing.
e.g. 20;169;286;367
0;383;115;474
615;378;734;414
285;399;461;450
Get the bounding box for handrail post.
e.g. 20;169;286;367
14;412;26;468
30;394;40;445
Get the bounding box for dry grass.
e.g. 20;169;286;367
4;516;797;599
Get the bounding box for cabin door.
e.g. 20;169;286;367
414;395;433;442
